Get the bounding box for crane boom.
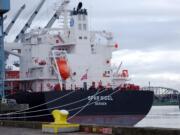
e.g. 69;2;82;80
45;13;58;29
114;62;123;76
14;0;45;42
45;0;70;28
4;4;26;36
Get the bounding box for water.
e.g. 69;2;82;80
136;106;180;129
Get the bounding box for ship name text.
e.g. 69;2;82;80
88;96;113;101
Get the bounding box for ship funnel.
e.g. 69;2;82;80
77;2;82;12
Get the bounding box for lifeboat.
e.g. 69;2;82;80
56;57;70;80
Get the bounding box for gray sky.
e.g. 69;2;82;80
4;0;180;90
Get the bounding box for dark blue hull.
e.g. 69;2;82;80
179;94;180;109
7;89;153;126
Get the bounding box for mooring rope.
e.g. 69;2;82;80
68;88;120;112
0;88;107;116
67;89;99;120
0;88;105;116
0;88;121;120
0;90;75;116
68;87;121;120
0;113;51;120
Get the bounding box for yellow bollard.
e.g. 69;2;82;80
52;110;69;124
42;109;79;134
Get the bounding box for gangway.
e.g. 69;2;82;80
4;4;26;36
14;0;45;42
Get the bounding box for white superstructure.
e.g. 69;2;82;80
5;2;129;92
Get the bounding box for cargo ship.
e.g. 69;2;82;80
2;0;153;126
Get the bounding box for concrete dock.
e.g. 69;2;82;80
0;127;102;135
0;120;180;135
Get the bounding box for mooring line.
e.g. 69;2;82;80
0;90;75;116
0;88;121;120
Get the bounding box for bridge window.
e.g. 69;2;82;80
83;15;86;21
78;24;82;30
83;24;87;30
78;15;81;21
91;44;96;54
37;37;42;44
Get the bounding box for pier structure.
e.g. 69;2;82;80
0;121;180;135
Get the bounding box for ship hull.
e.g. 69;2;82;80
179;94;180;109
7;90;153;126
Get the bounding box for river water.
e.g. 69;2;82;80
136;106;180;129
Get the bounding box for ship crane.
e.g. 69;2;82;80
3;4;26;67
14;0;45;42
4;4;26;36
45;0;70;28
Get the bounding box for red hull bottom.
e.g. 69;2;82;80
69;115;145;126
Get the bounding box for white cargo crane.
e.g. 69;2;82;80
4;4;26;36
45;0;70;28
14;0;45;42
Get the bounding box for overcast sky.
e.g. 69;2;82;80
4;0;180;90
